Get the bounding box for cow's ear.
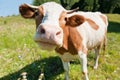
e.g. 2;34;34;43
19;4;39;18
66;15;85;27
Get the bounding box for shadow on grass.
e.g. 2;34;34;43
108;21;120;33
0;56;64;80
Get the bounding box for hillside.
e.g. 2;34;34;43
0;14;120;80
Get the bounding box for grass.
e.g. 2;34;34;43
0;14;120;80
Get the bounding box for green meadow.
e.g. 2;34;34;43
0;14;120;80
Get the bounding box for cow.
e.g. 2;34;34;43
19;2;108;80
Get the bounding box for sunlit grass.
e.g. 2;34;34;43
0;14;120;80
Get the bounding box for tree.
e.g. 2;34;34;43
92;0;98;11
59;0;78;9
59;0;68;8
32;0;120;13
33;0;78;9
71;0;88;11
108;0;120;13
33;0;60;6
98;0;120;13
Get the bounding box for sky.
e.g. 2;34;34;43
0;0;33;17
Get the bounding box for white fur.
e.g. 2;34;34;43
41;2;66;25
78;51;89;80
94;48;100;69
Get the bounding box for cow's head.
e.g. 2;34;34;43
19;2;85;50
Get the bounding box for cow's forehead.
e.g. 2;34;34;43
40;2;66;25
41;2;65;15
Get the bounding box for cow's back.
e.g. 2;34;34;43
70;12;108;49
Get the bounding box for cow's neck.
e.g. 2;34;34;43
55;26;83;55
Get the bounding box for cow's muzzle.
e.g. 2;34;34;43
34;24;63;50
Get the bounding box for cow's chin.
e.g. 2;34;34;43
36;42;59;51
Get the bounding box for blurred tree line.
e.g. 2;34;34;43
33;0;120;13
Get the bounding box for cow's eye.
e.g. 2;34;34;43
35;10;39;16
65;17;68;21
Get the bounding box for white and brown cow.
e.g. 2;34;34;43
19;2;108;80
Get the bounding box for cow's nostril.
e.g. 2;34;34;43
40;28;45;34
56;31;61;36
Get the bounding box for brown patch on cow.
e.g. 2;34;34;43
86;19;99;30
55;25;70;54
68;27;83;54
57;12;84;55
99;15;107;25
59;11;69;50
59;11;67;29
19;4;44;29
55;26;83;55
19;4;44;20
59;12;85;28
35;15;43;28
57;12;88;55
35;6;44;28
19;4;35;18
66;15;85;27
62;27;69;50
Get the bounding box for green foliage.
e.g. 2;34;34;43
0;14;120;80
33;0;60;6
109;0;120;13
32;0;120;13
